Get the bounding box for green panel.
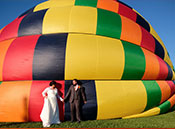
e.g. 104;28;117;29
121;41;145;79
0;81;2;85
143;81;162;111
75;0;98;7
159;101;171;114
96;8;122;39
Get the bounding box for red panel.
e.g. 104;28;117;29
118;3;137;21
141;27;155;52
28;81;65;122
0;16;25;42
3;35;40;81
167;81;175;96
157;56;168;80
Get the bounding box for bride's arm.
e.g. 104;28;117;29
42;88;49;97
56;89;63;101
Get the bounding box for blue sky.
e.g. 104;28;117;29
0;0;174;67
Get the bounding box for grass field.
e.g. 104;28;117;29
1;111;175;128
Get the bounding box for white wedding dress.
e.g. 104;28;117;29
40;87;63;127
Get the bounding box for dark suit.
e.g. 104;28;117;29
64;85;87;122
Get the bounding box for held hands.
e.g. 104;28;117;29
84;101;87;104
61;98;64;102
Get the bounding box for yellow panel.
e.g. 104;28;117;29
95;81;147;119
43;6;72;34
0;81;32;122
65;34;125;80
65;33;97;80
34;0;75;12
96;37;124;79
69;6;97;34
123;107;160;119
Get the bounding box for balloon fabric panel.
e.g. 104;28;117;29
95;81;147;119
18;9;47;37
156;81;171;104
166;63;173;80
96;8;121;39
154;38;165;59
69;6;97;34
120;15;142;46
3;35;40;81
33;34;68;80
97;0;119;13
75;0;98;7
0;81;32;122
118;2;137;21
141;48;160;80
142;81;161;111
168;94;175;107
0;16;25;42
159;101;171;114
157;57;169;79
136;14;150;32
140;27;155;53
0;39;15;81
65;34;125;80
167;81;175;96
122;41;145;80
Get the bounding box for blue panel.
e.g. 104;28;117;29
166;63;173;80
18;9;47;36
136;14;150;32
33;33;68;80
154;38;165;59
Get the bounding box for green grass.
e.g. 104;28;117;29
1;111;175;128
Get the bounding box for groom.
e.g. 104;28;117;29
64;79;87;123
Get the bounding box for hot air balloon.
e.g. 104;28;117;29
0;0;174;122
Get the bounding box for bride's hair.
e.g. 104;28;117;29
49;80;56;86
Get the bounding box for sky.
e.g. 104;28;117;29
0;0;174;67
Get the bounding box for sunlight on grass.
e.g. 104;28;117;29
1;111;175;128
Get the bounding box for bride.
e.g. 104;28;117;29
40;80;63;127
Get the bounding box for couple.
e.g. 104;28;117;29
40;79;87;127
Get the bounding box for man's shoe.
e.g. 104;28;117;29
77;121;81;123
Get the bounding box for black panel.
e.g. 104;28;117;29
154;38;165;59
117;0;132;9
64;80;97;121
33;33;68;80
136;14;150;32
18;9;47;36
18;7;35;18
166;63;173;80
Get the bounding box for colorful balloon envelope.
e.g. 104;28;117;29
0;0;174;122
